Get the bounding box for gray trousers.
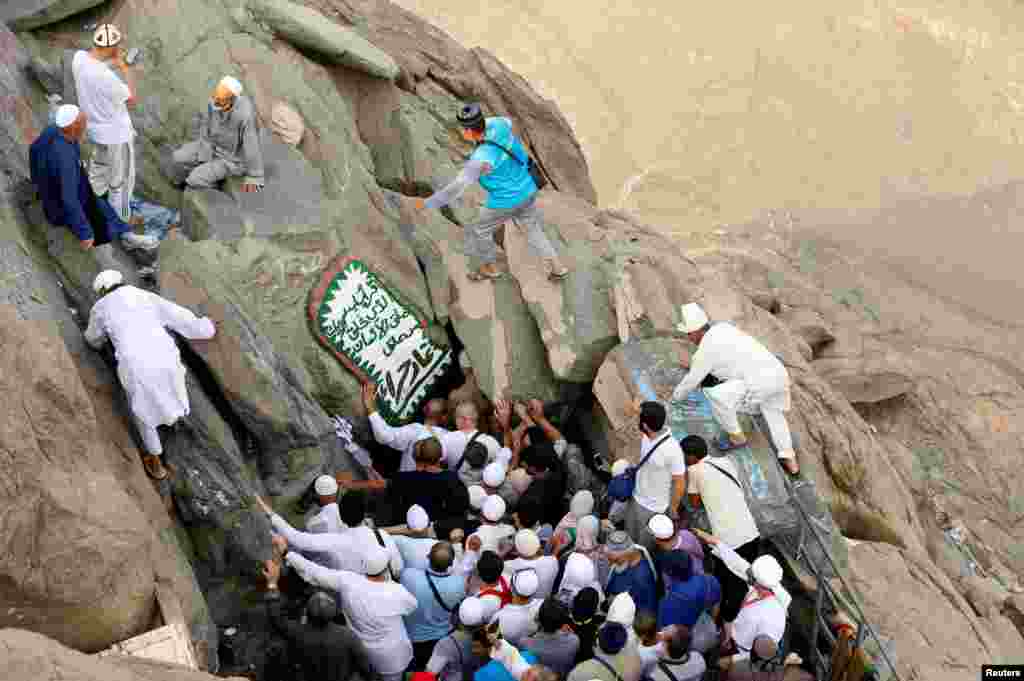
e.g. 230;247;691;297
623;498;660;554
466;195;558;265
170;141;244;188
89;139;135;222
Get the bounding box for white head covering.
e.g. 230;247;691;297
647;513;675;540
219;75;243;96
468;485;487;510
562;553;596;590
483;462;506;488
92;269;123;294
511;568;539;597
55;104;80;129
314;475;338;497
509;468;532;494
611;459;630;477
92;23;122;47
606;592;636;627
364;545;391;576
570;490;595;518
514;529;540;557
677;302;709;333
576;515;599;552
482;495;506;522
751;555;784;589
458;597;485;627
407;504;430;531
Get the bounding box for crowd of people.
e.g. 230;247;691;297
254;301;820;681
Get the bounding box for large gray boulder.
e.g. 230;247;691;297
245;0;399;80
0;0;104;31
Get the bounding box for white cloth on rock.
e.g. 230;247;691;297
84;285;215;432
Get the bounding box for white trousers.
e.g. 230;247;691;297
704;378;795;460
89;138;135;222
134;414;163;456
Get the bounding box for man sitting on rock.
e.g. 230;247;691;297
84;269;217;480
29;105;151;269
415;103;569;282
168;76;264;193
672;302;800;475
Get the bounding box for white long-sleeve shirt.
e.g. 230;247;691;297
85;286;215;429
671;323;789;404
270;514;404;577
440;429;503;470
709;543;789;660
285;552;418;674
369;413;449;472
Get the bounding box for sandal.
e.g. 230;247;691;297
714;434;749;452
142;454;169;480
467;268;504;282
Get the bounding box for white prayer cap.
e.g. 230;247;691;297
219;75;243;96
611;459;630;477
751;555;784;589
483;462;506;488
509;468;532;495
407;504;430;531
514;529;540;557
458;596;485;627
314;475;338;496
55;104;80;129
606;592;636;626
562;553;595;589
570;490;594;518
482;494;506;522
92;23;122;48
92;269;123;294
677;302;709;333
468;485;487;510
364;545;391;576
576;515;599;551
647;513;675;540
511;568;539;597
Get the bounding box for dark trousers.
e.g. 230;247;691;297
713;537;762;623
410;638;440;671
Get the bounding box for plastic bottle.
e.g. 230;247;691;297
749;458;769;499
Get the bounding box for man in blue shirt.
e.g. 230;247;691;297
416;103;569;283
29;105;133;259
402;541;468;670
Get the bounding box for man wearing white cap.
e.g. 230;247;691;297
489;567;543;645
72;24;138;223
29;105;133;264
85;269;217;480
473;495;516;555
483;462;521;509
305;474;343;534
672;302;799;475
503;529;559;598
427;597;491;681
282;541;418;681
392;504;440;572
692;528;789;661
169;75;264;192
402;541;468;669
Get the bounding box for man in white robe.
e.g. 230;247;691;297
671;303;799;475
84;270;216;479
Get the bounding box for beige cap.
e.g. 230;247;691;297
677;302;709;333
314;475;338;496
514;529;541;557
92;23;122;48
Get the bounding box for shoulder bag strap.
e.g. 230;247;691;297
482;139;527;166
452;431;483;472
425;571;454;612
657;661;681;681
635;433;672;473
372;526;399;582
591;654;626;681
705;460;744;492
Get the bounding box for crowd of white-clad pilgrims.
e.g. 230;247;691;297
257;303;818;681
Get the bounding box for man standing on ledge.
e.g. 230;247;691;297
415;103;569;283
672;303;800;475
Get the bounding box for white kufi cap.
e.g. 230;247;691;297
92;269;123;294
751;555;784;589
570;490;594;518
407;504;430;531
468;485;487;510
677;302;709;333
607;592;636;626
458;596;485;626
511;568;539;597
509;468;532;494
55;104;80;129
364;545;391;576
482;494;506;522
92;23;122;47
483;462;507;488
219;75;243;96
611;459;630;477
514;529;540;557
314;475;338;496
647;513;675;540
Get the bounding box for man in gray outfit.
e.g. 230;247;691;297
169;76;264;192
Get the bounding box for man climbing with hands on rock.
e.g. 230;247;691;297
414;103;569;283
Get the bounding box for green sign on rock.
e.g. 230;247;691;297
309;256;452;424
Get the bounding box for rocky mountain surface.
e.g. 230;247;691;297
0;1;1022;679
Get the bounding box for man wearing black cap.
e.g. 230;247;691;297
263;559;374;681
414;103;569;283
566;621;642;681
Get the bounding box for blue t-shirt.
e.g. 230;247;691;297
402;569;467;643
475;651;538;681
658;574;722;629
470;117;537;210
606;559;659;616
